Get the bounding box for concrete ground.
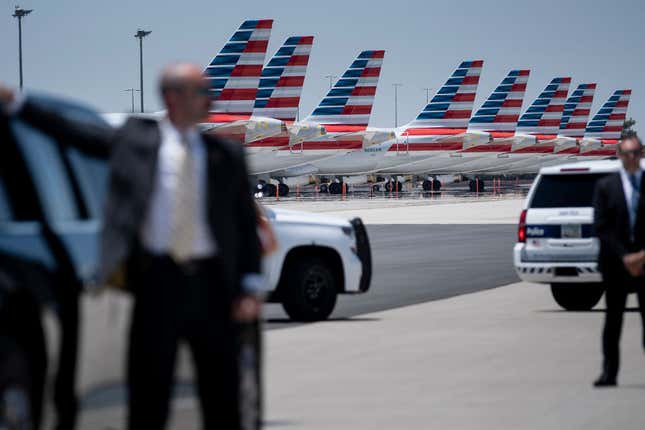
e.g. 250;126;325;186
261;283;645;430
79;283;645;429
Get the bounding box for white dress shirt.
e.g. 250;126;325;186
619;166;642;232
140;118;217;258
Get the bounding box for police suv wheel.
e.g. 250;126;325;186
550;283;605;311
282;258;337;321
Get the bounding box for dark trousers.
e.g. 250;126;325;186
127;254;240;429
601;275;645;378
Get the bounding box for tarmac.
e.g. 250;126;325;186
78;282;645;429
260;282;645;430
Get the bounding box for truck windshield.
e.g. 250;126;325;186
530;173;609;208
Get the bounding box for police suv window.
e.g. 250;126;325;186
530;173;608;208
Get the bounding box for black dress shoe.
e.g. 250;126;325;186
593;373;617;387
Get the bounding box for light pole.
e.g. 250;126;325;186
134;29;151;113
423;87;434;105
12;6;33;91
124;88;140;113
393;83;403;127
324;75;337;89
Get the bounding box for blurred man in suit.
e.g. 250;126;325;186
0;63;263;428
593;134;645;387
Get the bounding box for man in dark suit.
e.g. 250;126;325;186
593;134;645;387
0;63;263;428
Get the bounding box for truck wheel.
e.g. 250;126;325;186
282;258;337;321
550;283;605;311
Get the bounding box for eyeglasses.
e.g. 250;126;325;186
164;85;211;97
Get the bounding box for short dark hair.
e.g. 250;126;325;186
619;133;643;149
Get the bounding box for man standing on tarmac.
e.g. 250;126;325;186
593;134;645;387
0;63;264;429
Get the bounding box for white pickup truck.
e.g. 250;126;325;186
263;207;371;320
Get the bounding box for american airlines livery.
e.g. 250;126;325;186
199;19;288;143
374;60;484;174
246;50;385;175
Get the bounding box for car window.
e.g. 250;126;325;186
66;148;109;219
8;94;113;222
530;173;609;208
0;177;13;222
11;120;79;221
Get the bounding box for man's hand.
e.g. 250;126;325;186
0;84;15;106
232;294;262;322
622;250;645;277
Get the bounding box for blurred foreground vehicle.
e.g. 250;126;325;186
513;159;641;310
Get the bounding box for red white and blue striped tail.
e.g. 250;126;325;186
515;77;571;136
203;19;273;118
306;50;385;131
405;60;484;130
467;69;529;133
252;35;313;122
558;83;596;138
584;89;631;141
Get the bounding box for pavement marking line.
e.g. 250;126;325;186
264;282;645;430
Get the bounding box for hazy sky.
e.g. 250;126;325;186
1;0;642;131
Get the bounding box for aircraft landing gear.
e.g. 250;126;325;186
422;177;442;192
468;177;485;192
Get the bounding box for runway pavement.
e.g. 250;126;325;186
264;223;518;324
260;283;645;430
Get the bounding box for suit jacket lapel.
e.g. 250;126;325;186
204;135;224;194
614;172;629;222
137;122;162;213
635;172;645;229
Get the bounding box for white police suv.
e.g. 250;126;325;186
513;159;636;310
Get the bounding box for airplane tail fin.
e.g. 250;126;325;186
584;89;631;142
405;60;483;130
306;50;385;131
467;69;529;134
515;77;571;136
558;83;596;138
253;36;314;122
203;19;273;117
